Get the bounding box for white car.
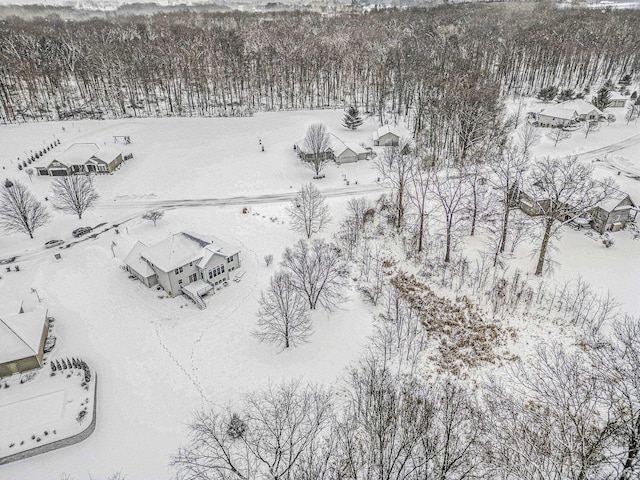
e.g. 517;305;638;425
45;239;65;249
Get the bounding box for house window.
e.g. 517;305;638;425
189;273;197;282
227;256;234;263
208;270;213;279
175;266;183;274
178;279;183;285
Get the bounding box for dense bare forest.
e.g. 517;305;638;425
1;3;639;131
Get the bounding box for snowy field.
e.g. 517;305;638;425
1;106;640;478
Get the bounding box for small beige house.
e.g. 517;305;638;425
125;232;241;306
372;125;405;146
37;143;123;176
330;134;368;164
536;106;578;127
560;99;603;121
608;92;628;108
0;310;50;378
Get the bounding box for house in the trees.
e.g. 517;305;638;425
589;187;637;233
294;139;334;163
330;134;368;164
124;232;241;307
535;106;579;127
608;91;628;108
372;125;406;146
560;99;603;121
36;143;123;176
0;309;50;378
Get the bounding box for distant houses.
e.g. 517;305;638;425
535;106;579;128
608;91;628;108
372;125;405;146
36;143;123;176
295;133;369;164
560;99;603;121
125;232;241;307
0;309;49;378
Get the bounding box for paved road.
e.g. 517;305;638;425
0;183;386;265
575;132;640;162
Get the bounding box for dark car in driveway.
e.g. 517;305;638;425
72;227;93;238
45;239;65;248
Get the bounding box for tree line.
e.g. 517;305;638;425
1;2;639;134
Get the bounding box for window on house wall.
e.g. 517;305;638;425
178;279;183;285
175;266;183;274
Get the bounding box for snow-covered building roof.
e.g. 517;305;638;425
537;106;578;120
0;310;47;364
609;91;628;101
124;241;155;278
560;99;602;117
595;189;636;213
372;125;407;141
55;143;121;167
329;134;367;157
139;232;239;273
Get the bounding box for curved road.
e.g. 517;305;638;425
0;183;386;265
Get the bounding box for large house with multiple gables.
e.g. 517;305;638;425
36;143;123;176
125;232;241;308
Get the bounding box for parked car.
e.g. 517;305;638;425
45;239;65;249
72;226;93;238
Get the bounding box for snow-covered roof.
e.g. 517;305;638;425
537;106;578;120
372;124;406;141
594;185;636;213
124;241;155;278
136;232;239;273
0;310;47;364
560;99;602;117
329;134;367;157
55;143;121;167
609;91;627;101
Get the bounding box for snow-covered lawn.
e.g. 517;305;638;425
1;106;639;479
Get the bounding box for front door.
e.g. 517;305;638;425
188;273;197;283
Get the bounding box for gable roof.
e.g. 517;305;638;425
609;91;627;101
372;124;406;141
537;106;578;120
595;188;636;213
124;241;155;278
329;134;367;157
135;232;240;273
52;143;121;168
0;310;47;364
560;99;603;117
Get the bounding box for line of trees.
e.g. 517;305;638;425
1;4;638;128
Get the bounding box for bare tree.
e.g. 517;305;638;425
51;175;99;219
254;271;312;349
407;154;433;252
303;123;331;176
0;179;49;238
583;119;601;138
526;156;611;275
489;143;529;261
281;239;348;310
142;210;164;227
287;183;330;239
518;122;541;158
429;167;467;263
375;140;413;231
173;381;332;480
546;126;571;147
264;254;274;267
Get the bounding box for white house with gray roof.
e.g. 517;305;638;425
37;143;123;176
0;309;49;378
124;232;241;307
535;106;579;127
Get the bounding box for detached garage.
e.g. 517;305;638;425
0;310;50;378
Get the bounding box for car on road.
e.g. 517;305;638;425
72;227;93;238
45;239;65;249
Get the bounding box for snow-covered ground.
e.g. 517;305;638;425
1;105;639;478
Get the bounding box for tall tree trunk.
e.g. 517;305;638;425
444;219;452;263
535;218;554;276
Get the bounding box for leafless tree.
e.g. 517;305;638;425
142;210;164;227
173;381;333;480
526;156;611;275
51;175;99;219
287;183;330;239
407;153;434;252
303;123;331;176
281;239;348;310
264;254;274;267
429;167;468;263
375;140;413;230
583;119;601;138
254;271;312;349
0;179;49;238
484;345;619;480
518;122;541;158
547;126;572;147
334;197;373;261
489;143;529;262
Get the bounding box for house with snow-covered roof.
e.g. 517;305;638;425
124;232;241;306
589;187;637;234
37;143;123;176
0;309;50;378
372;125;408;146
535;106;578;127
560;99;603;121
329;134;368;164
608;91;628;108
